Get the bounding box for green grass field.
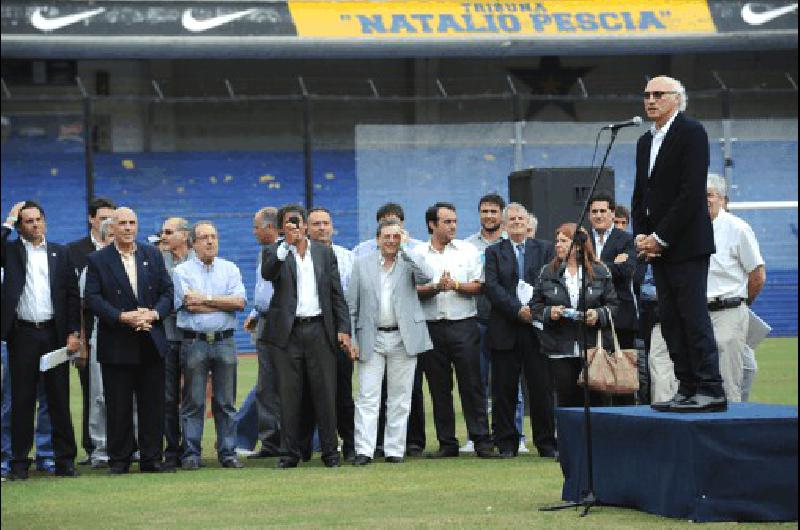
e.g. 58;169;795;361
2;337;797;529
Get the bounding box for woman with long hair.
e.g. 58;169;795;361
532;223;618;407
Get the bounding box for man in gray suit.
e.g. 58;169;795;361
347;220;433;465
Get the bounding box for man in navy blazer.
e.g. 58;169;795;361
1;200;81;479
84;207;174;473
484;203;556;458
632;75;725;413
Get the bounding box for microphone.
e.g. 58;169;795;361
601;116;643;130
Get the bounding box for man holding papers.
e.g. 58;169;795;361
1;200;81;480
484;203;555;458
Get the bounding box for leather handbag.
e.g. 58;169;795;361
578;309;639;394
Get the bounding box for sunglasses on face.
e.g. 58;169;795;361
643;91;677;100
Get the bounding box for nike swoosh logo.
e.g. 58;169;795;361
30;7;106;32
741;2;798;25
181;9;256;32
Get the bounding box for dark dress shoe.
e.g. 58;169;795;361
670;394;728;413
538;447;558;459
55;466;79;477
108;466;129;475
9;468;29;480
374;447;385;459
352;455;372;466
343;450;357;464
498;450;517;459
162;458;179;471
475;447;500;459
141;463;172;473
221;458;245;469
384;456;404;464
323;457;341;468
247;448;281;459
425;448;459;459
301;451;312;462
405;446;424;457
651;391;692;412
276;458;299;469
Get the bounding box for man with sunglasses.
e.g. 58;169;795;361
632;75;725;413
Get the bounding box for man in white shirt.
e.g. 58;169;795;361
706;174;766;401
307;207;356;462
412;202;495;458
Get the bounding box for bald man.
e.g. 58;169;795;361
85;207;174;474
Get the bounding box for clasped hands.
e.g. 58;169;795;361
120;307;158;331
436;271;459;292
634;234;663;260
549;306;599;326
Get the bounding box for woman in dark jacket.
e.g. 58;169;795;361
532;222;618;407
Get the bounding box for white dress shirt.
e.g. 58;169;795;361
17;238;54;322
277;240;322;317
412;239;483;321
377;257;398;328
592;228;608;258
647;110;679;247
707;210;764;300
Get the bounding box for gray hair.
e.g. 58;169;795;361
189;220;216;245
167;217;190;233
503;202;529;222
99;217;114;241
707;173;727;197
256;207;278;229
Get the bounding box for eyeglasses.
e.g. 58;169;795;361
643;91;677;100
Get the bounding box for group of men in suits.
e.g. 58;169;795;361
2;74;735;480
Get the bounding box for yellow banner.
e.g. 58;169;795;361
288;1;716;38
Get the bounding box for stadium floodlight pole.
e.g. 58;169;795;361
539;124;626;518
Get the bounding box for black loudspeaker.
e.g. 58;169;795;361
509;167;615;242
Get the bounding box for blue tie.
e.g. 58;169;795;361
516;243;525;280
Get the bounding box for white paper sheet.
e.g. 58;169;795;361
746;308;771;349
517;279;533;305
39;347;76;372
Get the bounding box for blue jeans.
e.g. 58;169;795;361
180;337;238;462
164;341;183;462
1;343;54;473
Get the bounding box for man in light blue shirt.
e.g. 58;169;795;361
173;221;246;469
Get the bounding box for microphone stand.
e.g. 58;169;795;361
539;126;622;517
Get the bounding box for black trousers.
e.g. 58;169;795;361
653;257;724;398
271;319;338;463
376;358;426;451
7;324;77;472
255;339;282;454
164;340;183;462
548;357;607;409
491;325;556;454
335;348;355;455
102;340;164;470
423;318;490;451
77;363;93;457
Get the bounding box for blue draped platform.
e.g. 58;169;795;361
557;403;798;522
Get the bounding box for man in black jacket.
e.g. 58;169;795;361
66;196;116;464
484;203;556;458
632;75;725;413
1;200;81;479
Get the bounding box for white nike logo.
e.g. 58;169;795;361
741;2;798;25
30;7;106;32
181;9;256;32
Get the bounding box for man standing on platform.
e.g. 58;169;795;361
307;207;356;462
412;202;495;458
261;205;352;469
632;75;726;412
2;201;81;480
84;207;173;474
484;203;556;458
67;196;116;465
241;207;282;459
173;221;247;470
159;216;193;470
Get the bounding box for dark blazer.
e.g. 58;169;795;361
260;240;351;350
484;237;554;351
531;261;618;356
84;242;173;364
631;111;714;262
1;226;80;344
67;236;94;275
590;227;637;331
